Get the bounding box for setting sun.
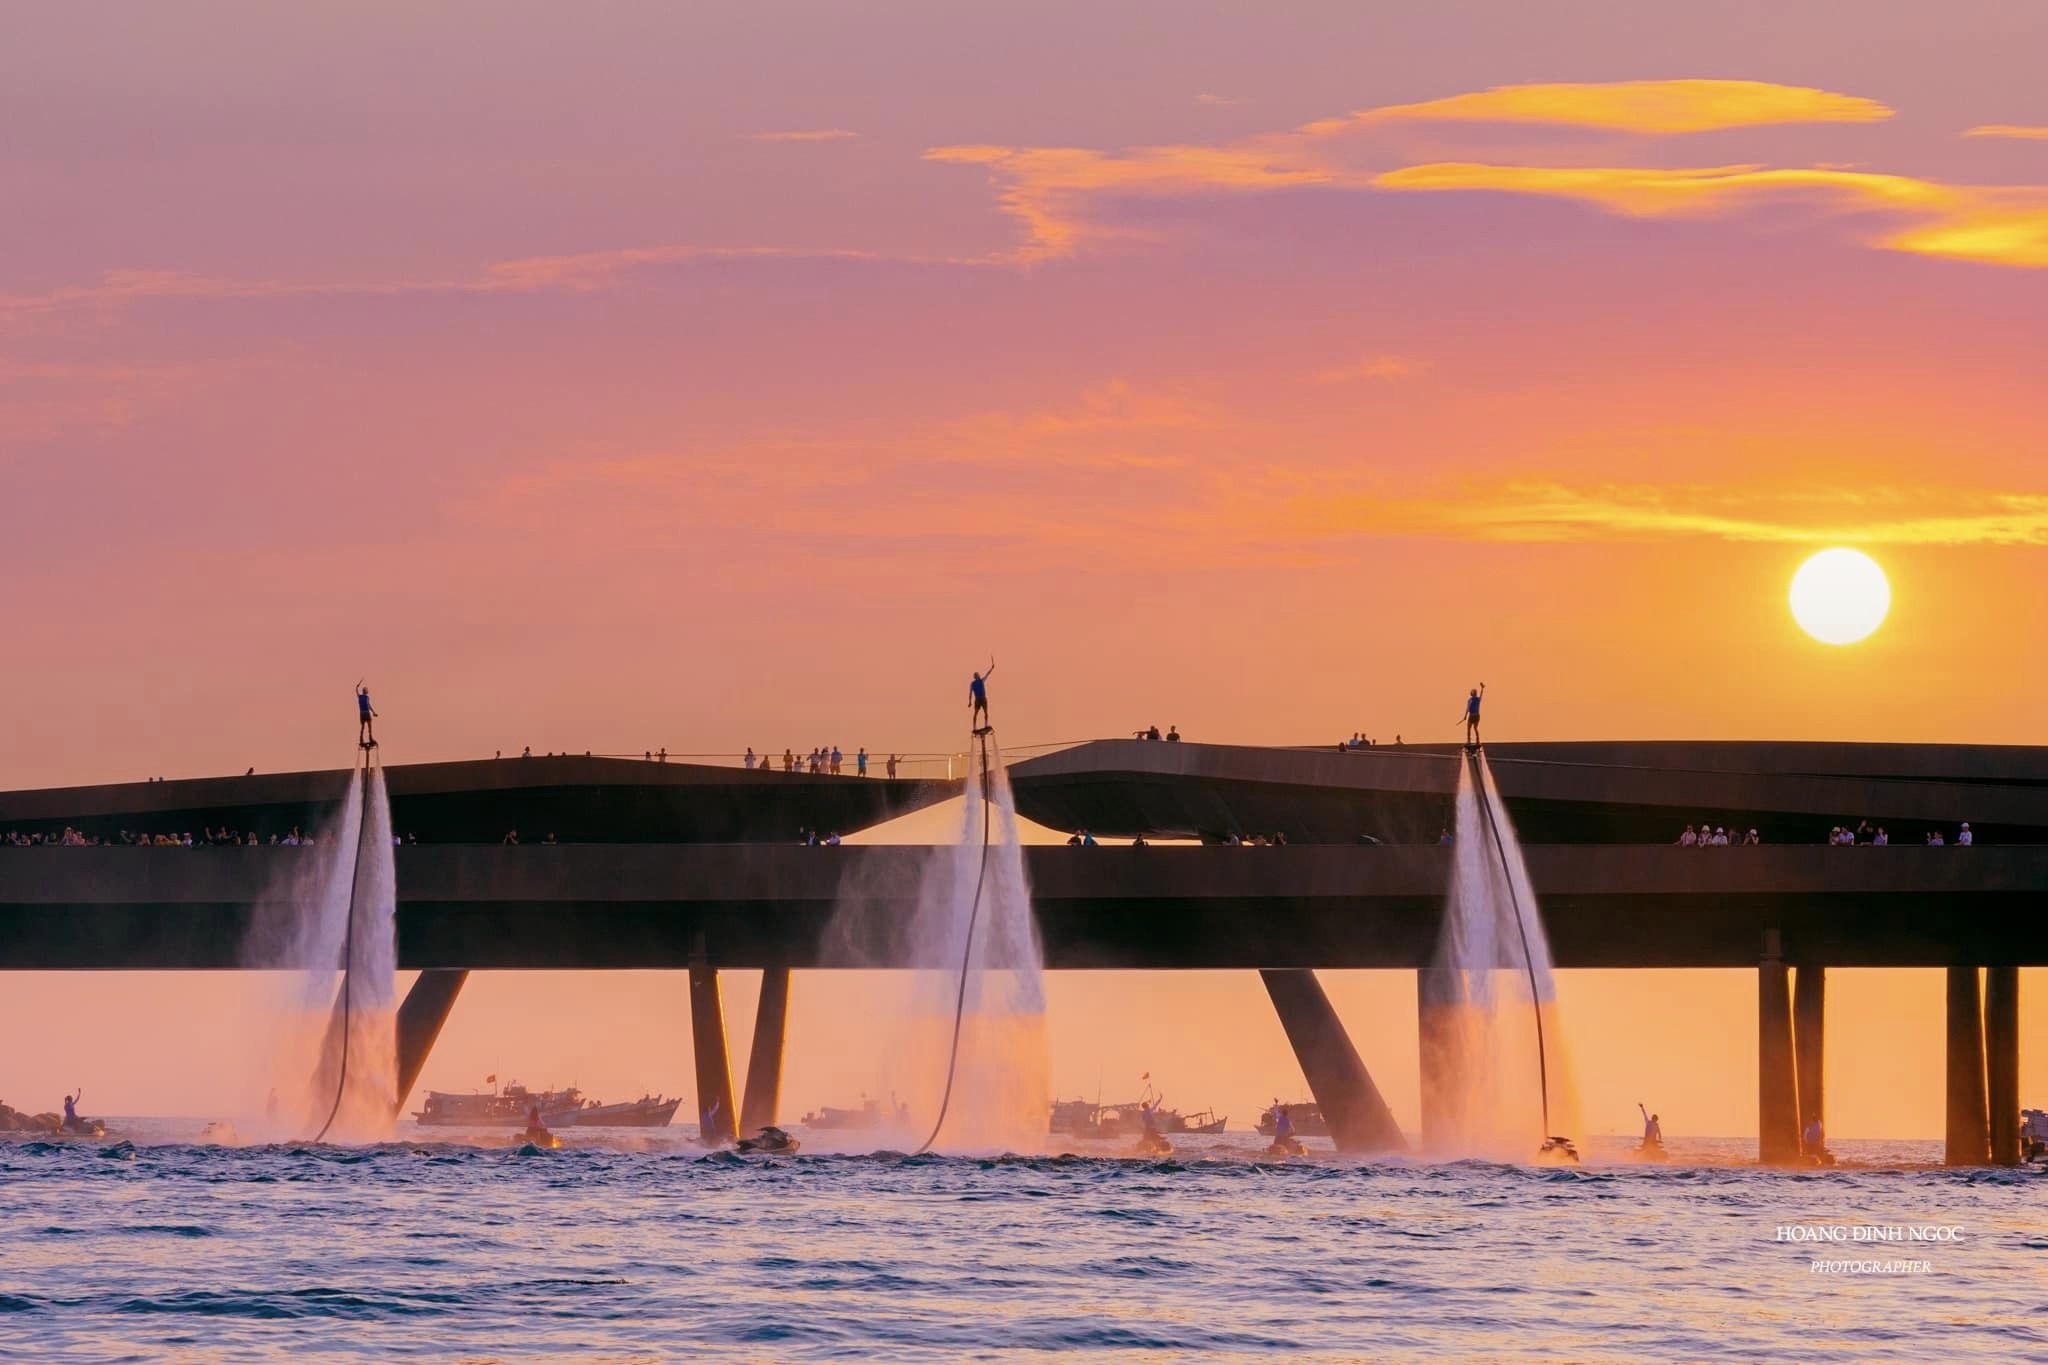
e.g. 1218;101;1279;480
1790;547;1891;645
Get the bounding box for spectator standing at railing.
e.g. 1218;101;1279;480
744;748;756;770
831;746;843;775
857;748;868;777
886;754;900;779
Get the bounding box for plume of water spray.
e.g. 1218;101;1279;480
1427;755;1579;1159
821;738;1050;1154
242;763;399;1142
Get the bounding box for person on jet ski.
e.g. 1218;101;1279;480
1637;1102;1663;1148
62;1089;86;1133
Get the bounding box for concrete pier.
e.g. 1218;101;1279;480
1792;965;1824;1153
739;967;791;1135
1757;953;1799;1164
1260;969;1404;1153
1416;966;1462;1151
395;968;469;1111
1985;966;2020;1166
1944;967;1989;1166
689;961;738;1146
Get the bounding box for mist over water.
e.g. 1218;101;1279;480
824;738;1050;1154
241;764;398;1143
1428;754;1581;1158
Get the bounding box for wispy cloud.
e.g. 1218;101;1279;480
746;129;859;142
0;243;970;319
1284;478;2048;547
1373;162;2048;268
1328;79;1892;136
1307;354;1426;384
1196;93;1252;107
926;79;1903;260
1962;124;2048;141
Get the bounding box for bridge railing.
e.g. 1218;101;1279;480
582;737;1093;781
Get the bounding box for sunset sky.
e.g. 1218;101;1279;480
4;2;2045;1139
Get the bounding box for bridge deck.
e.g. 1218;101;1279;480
2;845;2042;971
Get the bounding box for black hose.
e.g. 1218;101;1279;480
913;730;996;1155
1468;749;1555;1139
312;751;373;1143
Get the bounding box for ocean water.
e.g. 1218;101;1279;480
4;1124;2044;1361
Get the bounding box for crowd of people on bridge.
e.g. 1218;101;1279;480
3;825;324;847
1825;820;1974;846
1676;824;1760;846
1676;820;1980;846
744;746;898;779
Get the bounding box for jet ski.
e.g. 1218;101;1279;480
520;1124;562;1150
1132;1129;1174;1157
1264;1135;1307;1158
1537;1135;1580;1164
736;1125;801;1155
1631;1139;1668;1163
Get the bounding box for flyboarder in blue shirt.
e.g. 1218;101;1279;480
356;683;378;748
1462;683;1484;749
969;661;994;732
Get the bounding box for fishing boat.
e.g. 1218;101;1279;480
413;1080;678;1129
800;1096;909;1130
1258;1102;1329;1138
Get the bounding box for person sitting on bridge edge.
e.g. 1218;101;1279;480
969;660;994;731
1461;684;1485;749
356;683;378;748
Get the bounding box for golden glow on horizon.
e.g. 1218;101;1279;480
1789;548;1891;646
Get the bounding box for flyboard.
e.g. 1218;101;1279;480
1466;743;1580;1164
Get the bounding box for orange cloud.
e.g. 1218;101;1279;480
1274;479;2048;547
1373;162;2048;268
1962;124;2048;141
925;143;1334;260
928;79;1897;260
1338;79;1892;136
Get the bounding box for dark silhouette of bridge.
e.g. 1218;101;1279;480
2;740;2037;1163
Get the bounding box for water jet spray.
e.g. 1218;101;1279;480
1465;747;1578;1163
912;721;996;1156
311;730;378;1144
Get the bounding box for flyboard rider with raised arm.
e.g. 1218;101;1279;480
969;659;994;735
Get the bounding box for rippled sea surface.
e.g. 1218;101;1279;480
4;1123;2044;1361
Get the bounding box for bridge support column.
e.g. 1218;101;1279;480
1261;969;1404;1153
740;967;791;1135
690;960;738;1145
1417;967;1463;1152
395;969;469;1112
1944;967;1989;1166
1985;967;2020;1166
1757;952;1799;1165
1792;965;1824;1155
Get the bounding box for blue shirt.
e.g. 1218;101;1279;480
970;677;986;702
1465;695;1481;718
358;691;373;717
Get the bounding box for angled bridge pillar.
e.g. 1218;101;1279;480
1261;968;1405;1153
